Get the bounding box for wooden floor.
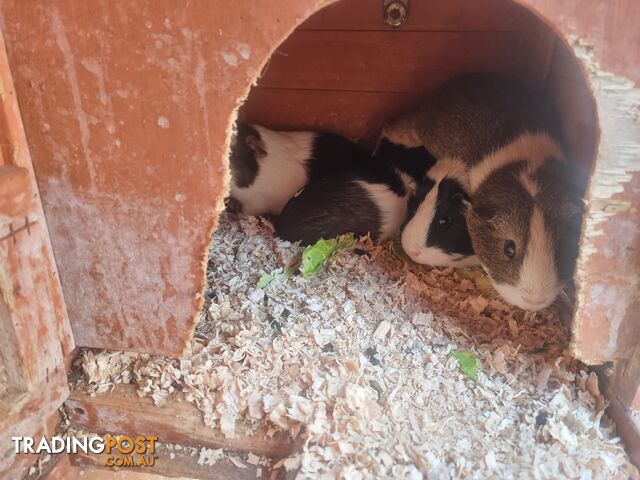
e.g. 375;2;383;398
49;385;295;479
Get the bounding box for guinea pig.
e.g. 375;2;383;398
384;74;583;311
465;133;582;311
400;158;478;267
275;140;437;245
228;122;368;216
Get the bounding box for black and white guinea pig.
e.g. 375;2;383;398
228;122;367;216
401;158;478;267
274;139;437;245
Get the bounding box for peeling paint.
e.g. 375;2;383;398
234;41;251;60
43;178;206;353
570;35;640;363
221;52;238;66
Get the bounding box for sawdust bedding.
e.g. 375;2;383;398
77;212;639;479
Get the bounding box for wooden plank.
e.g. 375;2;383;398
0;165;32;220
523;0;640;83
596;364;640;467
46;454;76;480
70;441;263;480
66;385;294;458
241;88;420;147
0;21;72;478
609;344;640;410
300;0;528;32
0;0;334;357
1;377;66;478
258;30;522;93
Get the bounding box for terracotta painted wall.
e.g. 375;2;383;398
0;0;637;365
0;0;332;355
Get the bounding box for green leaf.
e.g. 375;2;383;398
299;234;356;278
449;350;479;381
388;234;415;264
257;273;275;289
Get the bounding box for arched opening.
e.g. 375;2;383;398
72;1;639;478
240;0;597;172
225;0;599;338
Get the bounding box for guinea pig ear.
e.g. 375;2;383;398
246;134;268;158
451;192;467;204
458;196;472;212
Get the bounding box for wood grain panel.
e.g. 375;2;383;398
301;0;528;32
0;0;334;356
71;442;262;480
257;30;523;93
241;88;420;147
67;385;294;458
525;0;640;83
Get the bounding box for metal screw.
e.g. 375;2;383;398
384;0;409;28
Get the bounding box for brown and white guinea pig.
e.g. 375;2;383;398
400;158;478;267
385;73;583;311
228;122;368;216
274;138;437;245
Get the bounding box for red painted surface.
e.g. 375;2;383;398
0;0;636;376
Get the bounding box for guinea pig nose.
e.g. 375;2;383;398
409;250;421;258
522;294;546;307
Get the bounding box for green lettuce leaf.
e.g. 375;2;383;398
449;350;479;381
299;234;356;278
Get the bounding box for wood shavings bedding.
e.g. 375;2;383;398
76;212;639;479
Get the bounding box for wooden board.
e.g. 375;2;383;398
240;88;419;147
300;0;528;32
70;442;262;480
66;385;294;458
0;0;336;356
258;30;522;93
243;0;560;149
0;24;73;478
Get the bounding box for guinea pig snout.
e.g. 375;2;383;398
520;294;549;309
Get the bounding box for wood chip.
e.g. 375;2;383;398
74;213;639;479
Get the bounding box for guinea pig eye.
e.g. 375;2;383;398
438;216;452;228
503;240;516;259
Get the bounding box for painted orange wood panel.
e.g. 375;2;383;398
0;165;31;219
0;23;72;477
241;88;420;147
0;0;333;356
515;0;640;365
258;30;523;93
524;0;640;83
301;0;528;32
67;385;294;457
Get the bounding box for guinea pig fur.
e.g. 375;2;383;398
401;158;478;268
228;122;368;216
466;132;582;312
275;141;437;246
385;74;581;311
275;171;406;246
